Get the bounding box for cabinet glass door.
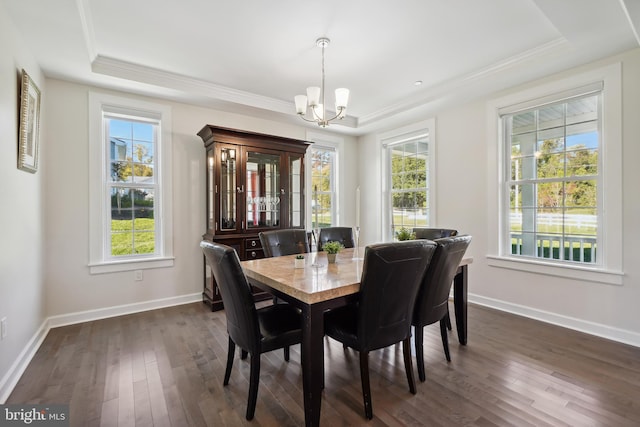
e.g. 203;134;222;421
246;150;280;229
219;146;238;231
206;149;215;233
289;154;304;227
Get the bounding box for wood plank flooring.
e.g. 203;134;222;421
7;301;640;426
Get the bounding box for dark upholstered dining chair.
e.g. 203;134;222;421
318;227;355;251
413;227;458;240
324;240;438;419
413;228;459;330
259;229;310;258
412;235;471;382
200;241;302;420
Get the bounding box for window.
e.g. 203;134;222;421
381;120;435;241
89;93;173;274
504;91;600;265
487;63;623;284
310;145;336;229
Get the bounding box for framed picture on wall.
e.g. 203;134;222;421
18;69;41;173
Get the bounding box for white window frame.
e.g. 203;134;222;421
305;132;343;228
380;119;436;241
486;63;623;285
89;93;174;274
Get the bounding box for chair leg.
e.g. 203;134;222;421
224;336;235;386
359;351;373;420
445;310;452;331
415;326;426;382
440;319;451;362
246;353;261;420
283;346;290;361
402;337;417;394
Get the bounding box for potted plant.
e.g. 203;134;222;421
395;227;416;241
323;241;344;264
294;254;305;268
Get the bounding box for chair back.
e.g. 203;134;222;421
200;241;260;354
358;240;437;351
318;227;355;251
413;228;458;240
413;235;472;326
259;229;310;257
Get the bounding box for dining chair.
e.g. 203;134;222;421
412;227;458;240
259;229;310;305
200;241;302;420
324;240;438;419
412;235;472;382
318;226;355;251
413;228;458;330
259;229;310;257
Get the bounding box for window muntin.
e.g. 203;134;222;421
106;117;158;257
310;146;335;229
388;137;429;237
504;93;600;265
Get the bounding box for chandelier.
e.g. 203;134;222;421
294;37;349;127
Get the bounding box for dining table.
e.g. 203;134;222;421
241;246;472;427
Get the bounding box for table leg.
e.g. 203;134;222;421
301;303;324;427
453;264;468;345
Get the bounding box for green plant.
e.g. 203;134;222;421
395;227;416;241
295;254;305;259
323;241;344;254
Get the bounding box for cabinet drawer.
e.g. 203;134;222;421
246;237;262;249
246;249;265;260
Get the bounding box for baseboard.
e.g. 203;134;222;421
0;319;49;404
47;293;202;328
469;293;640;348
0;293;202;403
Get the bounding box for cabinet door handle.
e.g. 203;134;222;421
237;185;244;193
281;188;285;194
251;240;256;247
250;251;256;258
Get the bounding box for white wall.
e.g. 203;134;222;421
358;48;640;345
42;79;357;318
0;4;47;401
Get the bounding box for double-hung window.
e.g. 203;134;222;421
89;93;173;274
488;63;622;284
310;145;336;229
381;120;435;240
504;90;601;264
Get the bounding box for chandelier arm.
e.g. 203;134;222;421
297;113;323;123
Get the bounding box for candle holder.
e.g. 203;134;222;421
352;226;362;260
312;227;323;268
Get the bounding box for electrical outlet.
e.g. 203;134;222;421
134;270;143;281
1;317;7;340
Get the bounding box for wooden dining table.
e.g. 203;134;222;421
241;247;472;427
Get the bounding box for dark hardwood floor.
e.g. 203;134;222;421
7;301;640;426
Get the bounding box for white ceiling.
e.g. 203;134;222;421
3;0;639;135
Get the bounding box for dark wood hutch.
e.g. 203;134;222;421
197;125;310;310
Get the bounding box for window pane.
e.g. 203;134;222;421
134;231;155;254
565;179;597;208
537;152;565;178
537;104;564;130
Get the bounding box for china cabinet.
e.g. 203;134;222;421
197;125;310;310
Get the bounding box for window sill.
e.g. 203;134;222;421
89;257;175;274
486;255;623;286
